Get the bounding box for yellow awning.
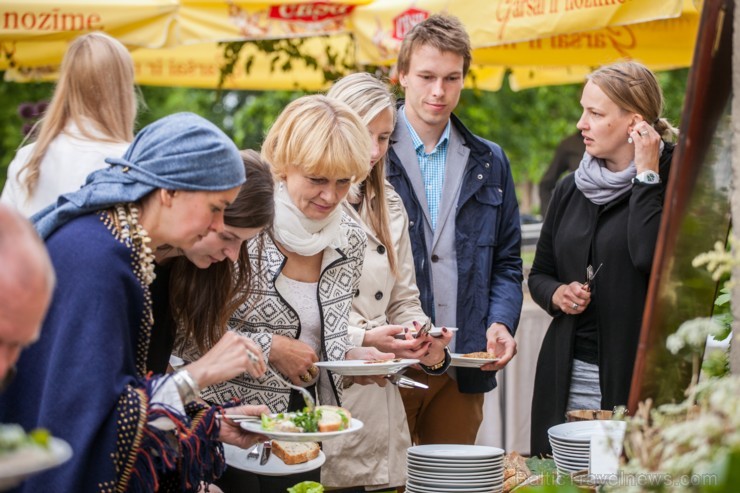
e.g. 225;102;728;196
3;34;504;92
177;0;370;44
474;1;699;68
0;0;179;47
351;0;684;65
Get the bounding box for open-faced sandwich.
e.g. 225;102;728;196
462;351;498;359
271;440;321;465
261;405;352;433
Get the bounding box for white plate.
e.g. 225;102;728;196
394;327;459;339
408;469;503;481
240;417;363;442
0;437;73;490
408;471;504;483
450;353;500;368
548;420;626;442
407;479;501;492
407;462;501;473
407;457;503;468
408;444;504;459
223;443;325;476
314;359;418;376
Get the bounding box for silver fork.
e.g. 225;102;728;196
385;373;429;389
246;443;260;460
267;367;316;411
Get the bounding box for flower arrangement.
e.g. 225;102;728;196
608;243;736;492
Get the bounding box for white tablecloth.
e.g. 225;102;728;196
475;294;551;455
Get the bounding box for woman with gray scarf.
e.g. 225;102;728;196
528;61;678;457
0;113;268;492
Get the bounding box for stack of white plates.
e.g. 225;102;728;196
406;444;505;493
548;420;626;476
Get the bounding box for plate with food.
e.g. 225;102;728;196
240;405;363;442
450;352;500;368
314;358;418;376
393;326;458;340
224;441;325;476
0;425;73;490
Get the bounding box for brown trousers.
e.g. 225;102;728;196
399;369;484;445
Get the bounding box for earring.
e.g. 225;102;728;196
627;137;633;144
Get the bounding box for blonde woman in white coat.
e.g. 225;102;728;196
1;32;136;217
323;73;452;492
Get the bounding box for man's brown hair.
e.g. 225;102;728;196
396;14;472;77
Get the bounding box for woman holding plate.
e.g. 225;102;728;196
0;113;269;492
321;73;452;492
177;95;391;492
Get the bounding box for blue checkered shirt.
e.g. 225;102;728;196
402;108;451;231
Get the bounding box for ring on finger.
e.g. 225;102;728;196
572;302;579;310
299;373;312;383
308;365;319;378
639;129;649;137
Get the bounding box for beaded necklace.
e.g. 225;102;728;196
113;203;157;285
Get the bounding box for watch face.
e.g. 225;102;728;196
647;173;656;182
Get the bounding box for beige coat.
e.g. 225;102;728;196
322;183;428;489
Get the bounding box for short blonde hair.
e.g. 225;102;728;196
261;95;371;183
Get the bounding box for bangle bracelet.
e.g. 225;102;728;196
422;347;450;372
424;357;447;371
172;369;200;404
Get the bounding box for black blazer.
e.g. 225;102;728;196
528;143;674;456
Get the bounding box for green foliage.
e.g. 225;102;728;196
229;90;305;149
0;68;689;195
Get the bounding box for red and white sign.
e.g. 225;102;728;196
392;8;429;40
269;2;355;23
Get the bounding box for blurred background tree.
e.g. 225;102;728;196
0;68;688;215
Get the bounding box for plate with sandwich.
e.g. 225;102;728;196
393;326;458;340
240;405;363;442
314;358;418;376
450;352;500;368
224;441;325;476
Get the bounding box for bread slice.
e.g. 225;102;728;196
316;405;352;432
271;440;320;465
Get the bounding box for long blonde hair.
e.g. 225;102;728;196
18;32;137;196
327;73;398;274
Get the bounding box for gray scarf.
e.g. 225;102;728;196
575;141;664;205
574;152;635;205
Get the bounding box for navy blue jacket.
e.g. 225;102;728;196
386;111;523;394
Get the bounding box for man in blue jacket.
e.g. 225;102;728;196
387;14;523;445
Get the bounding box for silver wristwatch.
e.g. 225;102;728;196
632;170;661;185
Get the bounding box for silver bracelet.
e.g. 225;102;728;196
172;369;200;404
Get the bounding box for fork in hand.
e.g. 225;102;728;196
267;366;316;411
583;262;603;289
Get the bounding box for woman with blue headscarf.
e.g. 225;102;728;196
0;113;268;493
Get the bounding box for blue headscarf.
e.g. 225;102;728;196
33;112;245;239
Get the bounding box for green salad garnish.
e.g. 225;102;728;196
261;408;323;433
0;424;50;454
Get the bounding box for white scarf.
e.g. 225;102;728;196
272;182;347;256
574;141;664;205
